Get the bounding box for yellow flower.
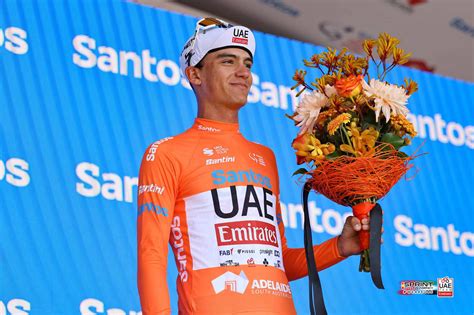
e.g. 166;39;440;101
292;133;335;164
327;113;351;135
403;78;418;96
340;126;379;157
390;114;417;137
392;47;411;65
376;33;400;61
363;39;377;57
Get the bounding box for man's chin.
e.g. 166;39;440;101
226;97;248;110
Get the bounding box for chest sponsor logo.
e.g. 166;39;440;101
247;258;256;266
212;169;272;189
212;271;249;294
219;248;234;256
251;279;292;298
249;153;266;166
211;185;274;220
206;156;235;165
203;145;229;156
215;220;278;247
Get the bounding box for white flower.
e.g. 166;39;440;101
324;84;337;97
362;79;410;122
294;90;329;134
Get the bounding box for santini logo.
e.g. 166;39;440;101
212;271;249;294
198;125;220;132
206;156;235;165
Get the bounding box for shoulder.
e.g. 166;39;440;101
244;139;277;165
140;127;202;169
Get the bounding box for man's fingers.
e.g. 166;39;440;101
350;216;361;231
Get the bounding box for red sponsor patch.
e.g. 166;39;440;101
232;37;248;45
215;220;278;247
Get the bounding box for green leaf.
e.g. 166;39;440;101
292;168;308;176
397;151;408;158
326;151;342;159
380;133;405;150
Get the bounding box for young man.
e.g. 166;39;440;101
138;18;372;315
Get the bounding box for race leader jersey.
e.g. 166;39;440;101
137;118;346;315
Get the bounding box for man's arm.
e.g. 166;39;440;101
277;199;375;281
276;200;347;281
137;144;179;315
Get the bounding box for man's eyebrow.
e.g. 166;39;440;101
216;53;253;63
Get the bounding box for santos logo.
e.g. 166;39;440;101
71;35;299;110
394;215;474;257
406;113;474;150
0;27;28;55
80;298;141;315
212;271;249;294
0;157;30;188
0;299;30;315
76;162;137;203
72;34;189;88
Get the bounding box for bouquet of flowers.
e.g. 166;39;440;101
288;33;418;277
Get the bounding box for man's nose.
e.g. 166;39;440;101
235;63;250;79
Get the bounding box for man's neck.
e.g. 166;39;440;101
197;102;240;124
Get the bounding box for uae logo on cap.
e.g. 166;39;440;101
232;28;249;45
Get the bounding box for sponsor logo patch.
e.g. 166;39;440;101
137;203;168;217
212;271;249;294
232;28;249;45
138;184;165;195
206;156;236;165
437;276;454;298
249;153;266;166
198;125;220;132
215;220;278;247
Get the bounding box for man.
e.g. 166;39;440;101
137;17;373;315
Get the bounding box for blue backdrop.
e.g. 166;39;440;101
1;0;473;314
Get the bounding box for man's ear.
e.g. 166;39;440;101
186;67;202;86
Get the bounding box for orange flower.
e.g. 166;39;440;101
327;113;351;135
292;133;313;164
335;74;363;98
292;133;335;165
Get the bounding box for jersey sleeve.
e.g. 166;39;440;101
137;142;180;315
277;199;347;281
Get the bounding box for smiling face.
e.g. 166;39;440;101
187;47;253;111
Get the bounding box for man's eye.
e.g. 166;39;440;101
223;59;233;64
246;63;253;69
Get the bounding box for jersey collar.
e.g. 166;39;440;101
193;118;240;134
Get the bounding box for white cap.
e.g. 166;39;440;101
179;17;256;79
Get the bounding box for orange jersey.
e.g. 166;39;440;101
137;118;346;315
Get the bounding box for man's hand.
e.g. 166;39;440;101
337;214;384;257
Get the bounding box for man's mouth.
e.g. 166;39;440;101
230;83;249;89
